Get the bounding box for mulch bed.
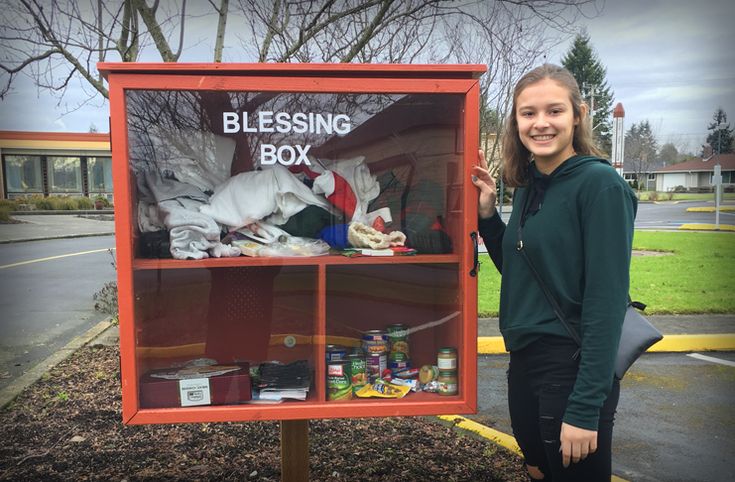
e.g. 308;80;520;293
0;344;526;481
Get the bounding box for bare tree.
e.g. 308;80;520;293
0;0;598;116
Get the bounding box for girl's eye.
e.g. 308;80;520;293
520;111;533;117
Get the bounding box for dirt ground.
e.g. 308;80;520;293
0;343;526;481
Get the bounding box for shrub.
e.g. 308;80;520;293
0;206;12;222
648;191;659;201
31;196;54;210
0;199;16;210
75;196;94;210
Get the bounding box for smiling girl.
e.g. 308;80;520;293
472;64;637;480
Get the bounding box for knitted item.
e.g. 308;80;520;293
347;222;406;249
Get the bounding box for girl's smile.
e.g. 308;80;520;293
515;78;586;173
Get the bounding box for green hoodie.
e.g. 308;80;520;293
479;155;637;430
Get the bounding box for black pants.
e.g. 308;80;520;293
508;335;620;481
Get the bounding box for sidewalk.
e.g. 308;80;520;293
0;212;115;243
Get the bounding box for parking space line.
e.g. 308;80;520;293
687;353;735;367
0;248;115;270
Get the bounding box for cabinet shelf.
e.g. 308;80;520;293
132;254;461;270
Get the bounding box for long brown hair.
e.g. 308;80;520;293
501;64;604;187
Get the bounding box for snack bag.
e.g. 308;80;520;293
355;382;411;399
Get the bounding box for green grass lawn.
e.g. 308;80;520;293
477;231;735;316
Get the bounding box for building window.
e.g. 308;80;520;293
47;156;82;193
648;173;656;180
4;155;43;194
87;156;113;193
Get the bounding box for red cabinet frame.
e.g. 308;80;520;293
99;63;485;425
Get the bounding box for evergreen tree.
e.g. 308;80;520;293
706;108;733;154
561;32;614;155
625;120;658;191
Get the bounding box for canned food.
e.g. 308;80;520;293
362;330;389;354
327;360;353;400
437;347;457;371
437;370;458;396
326;344;347;362
387;324;410;356
347;353;368;394
366;352;387;381
389;351;410;374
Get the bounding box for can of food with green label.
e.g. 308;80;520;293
389;351;410;374
387;323;410;356
347;353;367;394
327;360;353;400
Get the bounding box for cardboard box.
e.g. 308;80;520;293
139;363;251;409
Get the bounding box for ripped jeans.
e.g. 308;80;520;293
508;335;620;481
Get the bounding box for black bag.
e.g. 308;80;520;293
516;224;663;379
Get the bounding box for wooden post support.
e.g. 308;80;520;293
280;419;309;482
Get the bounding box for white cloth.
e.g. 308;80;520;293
200;164;332;230
319;156;380;223
158;199;241;260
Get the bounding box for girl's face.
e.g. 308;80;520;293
515;78;584;171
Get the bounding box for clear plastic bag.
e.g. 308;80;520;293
258;236;331;257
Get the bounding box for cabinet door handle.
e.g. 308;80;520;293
470;231;479;277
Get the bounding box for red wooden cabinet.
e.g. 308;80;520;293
99;63;485;425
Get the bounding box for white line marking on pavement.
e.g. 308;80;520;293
0;248;116;270
687;353;735;367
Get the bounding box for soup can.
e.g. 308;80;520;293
389;351;410;374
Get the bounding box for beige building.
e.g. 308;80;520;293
0;130;112;200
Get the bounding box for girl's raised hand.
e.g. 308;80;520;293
472;149;497;219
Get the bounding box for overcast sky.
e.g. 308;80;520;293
0;0;732;154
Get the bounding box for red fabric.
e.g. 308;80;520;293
328;172;357;219
288;165;357;219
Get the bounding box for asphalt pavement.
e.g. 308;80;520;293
1;211;734;482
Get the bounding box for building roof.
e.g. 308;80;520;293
654;153;735;173
0;130;110;152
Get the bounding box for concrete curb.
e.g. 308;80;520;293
0;317;115;410
477;334;735;354
0;232;115;244
685;207;735;212
678;224;735;231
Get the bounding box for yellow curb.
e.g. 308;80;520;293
437;415;629;482
678;223;735;231
477;336;508;354
686;207;735;212
647;334;735;352
479;334;735;354
438;415;520;454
